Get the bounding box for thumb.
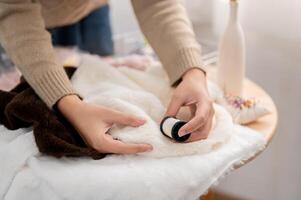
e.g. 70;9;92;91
165;96;183;117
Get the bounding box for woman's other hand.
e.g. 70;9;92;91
57;95;153;154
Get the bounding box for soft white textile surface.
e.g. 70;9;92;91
71;55;233;158
0;54;266;200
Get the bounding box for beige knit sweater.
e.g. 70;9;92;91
0;0;204;108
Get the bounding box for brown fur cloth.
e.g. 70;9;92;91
0;67;105;160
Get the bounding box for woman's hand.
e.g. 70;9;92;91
166;68;214;142
57;95;153;154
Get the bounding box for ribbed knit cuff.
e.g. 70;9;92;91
29;67;80;108
167;47;206;86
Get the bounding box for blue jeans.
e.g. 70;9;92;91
49;5;114;56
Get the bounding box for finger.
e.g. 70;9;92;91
165;95;183;117
98;135;153;154
178;116;205;137
189;105;196;118
187;114;214;142
110;110;146;127
178;102;212;136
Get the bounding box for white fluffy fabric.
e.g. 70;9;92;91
0;54;266;200
71;55;233;158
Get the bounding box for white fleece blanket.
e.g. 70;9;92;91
0;54;266;200
71;55;233;158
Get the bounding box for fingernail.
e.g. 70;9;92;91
178;130;188;137
147;145;153;152
139;119;146;123
134;119;146;126
178;129;184;136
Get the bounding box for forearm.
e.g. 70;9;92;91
131;0;205;85
0;0;77;108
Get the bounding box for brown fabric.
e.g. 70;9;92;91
0;67;105;160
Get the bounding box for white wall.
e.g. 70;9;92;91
240;0;301;41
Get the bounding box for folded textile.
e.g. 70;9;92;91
0;67;104;160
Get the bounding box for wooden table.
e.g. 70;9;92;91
200;67;278;200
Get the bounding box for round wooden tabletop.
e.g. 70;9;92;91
242;79;278;142
232;77;278;169
244;79;278;144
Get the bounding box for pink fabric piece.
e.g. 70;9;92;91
0;69;21;91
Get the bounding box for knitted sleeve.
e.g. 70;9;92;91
0;0;78;108
131;0;205;85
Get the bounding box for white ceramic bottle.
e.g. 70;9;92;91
218;0;245;96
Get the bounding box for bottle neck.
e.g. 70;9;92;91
229;1;239;24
